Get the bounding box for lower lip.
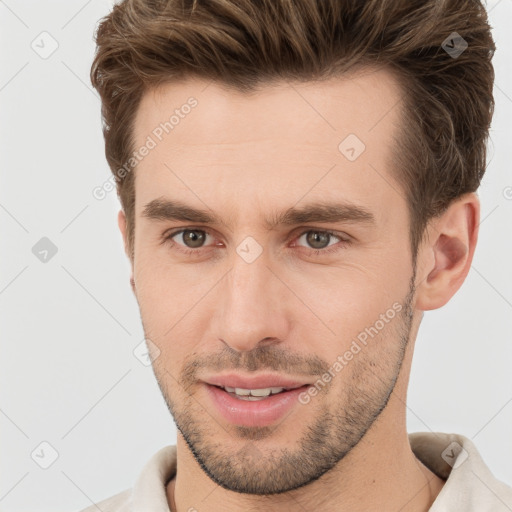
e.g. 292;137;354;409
204;384;309;427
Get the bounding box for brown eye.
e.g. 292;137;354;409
292;229;352;256
165;229;213;251
298;231;340;250
180;229;207;248
305;231;332;249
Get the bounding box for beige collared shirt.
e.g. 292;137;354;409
77;432;512;511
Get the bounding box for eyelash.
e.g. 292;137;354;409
161;228;352;258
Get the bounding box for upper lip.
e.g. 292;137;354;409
202;373;312;390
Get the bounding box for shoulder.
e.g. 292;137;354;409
410;431;512;511
76;488;132;512
73;445;177;512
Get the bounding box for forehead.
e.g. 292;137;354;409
131;68;406;225
134;66;403;145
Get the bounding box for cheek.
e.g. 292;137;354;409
134;249;207;313
283;261;406;340
134;259;218;364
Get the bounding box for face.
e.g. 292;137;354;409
128;69;417;494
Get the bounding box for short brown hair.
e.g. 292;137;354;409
91;0;495;262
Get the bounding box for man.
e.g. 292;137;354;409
82;0;511;510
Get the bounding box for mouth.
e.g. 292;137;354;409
213;384;305;401
201;374;312;427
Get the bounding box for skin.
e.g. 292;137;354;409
118;68;479;511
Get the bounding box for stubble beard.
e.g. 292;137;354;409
151;275;416;495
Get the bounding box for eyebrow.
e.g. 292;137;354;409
142;197;376;230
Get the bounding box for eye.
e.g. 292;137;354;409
162;228;217;256
173;229;211;248
293;229;351;255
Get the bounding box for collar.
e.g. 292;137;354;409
131;432;512;511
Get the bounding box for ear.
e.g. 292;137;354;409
415;193;479;311
117;209;136;294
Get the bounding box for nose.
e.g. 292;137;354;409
213;250;291;353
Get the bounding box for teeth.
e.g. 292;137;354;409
223;386;286;397
246;388;271;397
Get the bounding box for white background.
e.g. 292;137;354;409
1;1;511;510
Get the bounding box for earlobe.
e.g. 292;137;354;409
415;194;479;311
